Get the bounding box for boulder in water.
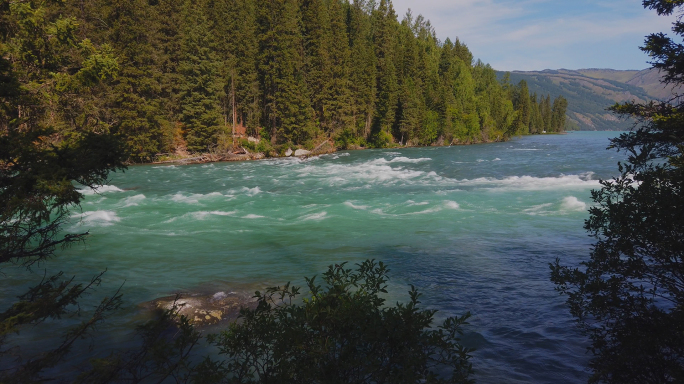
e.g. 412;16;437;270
147;291;256;327
295;149;311;157
285;148;293;157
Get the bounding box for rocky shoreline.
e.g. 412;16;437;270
150;139;337;166
146;132;564;166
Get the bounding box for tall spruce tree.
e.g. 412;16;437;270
258;0;314;145
550;95;568;132
99;0;174;161
211;0;262;137
371;0;399;145
178;0;224;152
347;0;377;140
512;80;531;135
394;11;422;145
302;0;333;132
325;0;353;134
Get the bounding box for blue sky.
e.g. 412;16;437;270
390;0;678;71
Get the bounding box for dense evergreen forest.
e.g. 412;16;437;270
1;0;568;162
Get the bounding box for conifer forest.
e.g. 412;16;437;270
0;0;568;163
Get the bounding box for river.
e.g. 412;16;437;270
5;131;627;382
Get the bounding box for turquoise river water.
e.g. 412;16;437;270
4;131;628;383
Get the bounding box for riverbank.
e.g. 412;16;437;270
146;132;561;166
150;138;338;165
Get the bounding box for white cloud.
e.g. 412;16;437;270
391;0;678;70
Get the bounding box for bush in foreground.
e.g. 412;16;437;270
197;260;474;384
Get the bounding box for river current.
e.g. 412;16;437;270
6;131;627;382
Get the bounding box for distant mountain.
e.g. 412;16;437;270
498;68;681;131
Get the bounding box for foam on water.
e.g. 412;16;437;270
194;211;237;220
300;161;426;186
72;210;121;226
445;201;460;209
163;210;236;223
243;214;265;219
408;206;443;215
170;192;227;204
523;203;554;216
122;194;146;207
367;156;431;165
344;201;370;210
78;185;124;195
387;156;431;164
242;186;261;196
406;200;430;206
561;196;587;212
299;212;328;221
456;173;599;191
84;197;107;206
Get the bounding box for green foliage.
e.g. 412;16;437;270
178;0;225;152
0;2;127;381
1;0;126;267
421;109;440;145
1;0;554;158
202;260;474;384
550;1;684;382
335;127;366;149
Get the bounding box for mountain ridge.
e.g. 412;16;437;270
499;68;681;130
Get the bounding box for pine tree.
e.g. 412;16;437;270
394;11;422;145
550;95;568;132
211;0;262;137
371;0;399;145
512;80;531;135
98;0;174;161
257;0;314;145
528;92;542;134
302;0;333;132
347;0;377;141
178;0;224;152
325;0;353;134
540;94;552;132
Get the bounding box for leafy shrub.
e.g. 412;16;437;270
200;260;474;384
370;130;395;148
335;128;367;149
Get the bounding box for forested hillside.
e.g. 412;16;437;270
503;68;681;131
1;0;568;163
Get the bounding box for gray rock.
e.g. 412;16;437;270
285;148;293;157
294;149;311;156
